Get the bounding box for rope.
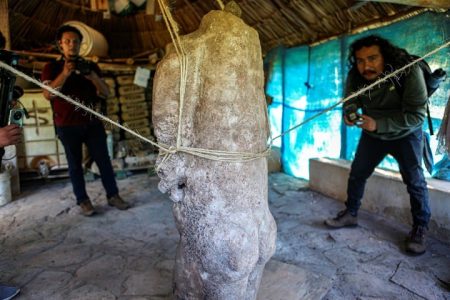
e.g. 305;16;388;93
156;0;188;150
0;62;164;148
270;40;450;143
0;62;269;163
154;0;270;167
216;0;225;10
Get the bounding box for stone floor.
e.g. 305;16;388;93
0;172;449;300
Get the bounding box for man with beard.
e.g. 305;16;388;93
324;35;430;255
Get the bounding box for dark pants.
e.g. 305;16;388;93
346;128;430;227
56;122;118;204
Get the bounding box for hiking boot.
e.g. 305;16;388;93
0;285;20;300
107;194;130;210
405;225;426;255
324;209;358;228
79;199;95;216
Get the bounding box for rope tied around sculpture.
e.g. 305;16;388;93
1;40;448;164
155;0;271;168
215;0;225;10
156;0;187;150
0;0;272;163
0;62;271;163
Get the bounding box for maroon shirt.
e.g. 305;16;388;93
41;59;102;126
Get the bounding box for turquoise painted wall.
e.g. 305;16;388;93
265;11;449;179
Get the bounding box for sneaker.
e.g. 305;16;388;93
324;209;358;228
79;199;95;216
405;225;426;255
107;194;130;210
0;285;20;300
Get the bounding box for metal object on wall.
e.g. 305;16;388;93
16;90;68;176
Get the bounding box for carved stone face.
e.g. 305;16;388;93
152;10;276;299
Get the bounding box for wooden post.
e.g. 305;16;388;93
357;0;449;9
146;0;155;15
0;0;11;50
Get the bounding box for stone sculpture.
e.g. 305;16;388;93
152;4;276;299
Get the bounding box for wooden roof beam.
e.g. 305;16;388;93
357;0;450;9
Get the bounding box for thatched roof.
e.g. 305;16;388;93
6;0;449;60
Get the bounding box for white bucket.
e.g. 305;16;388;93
0;171;12;207
64;21;109;57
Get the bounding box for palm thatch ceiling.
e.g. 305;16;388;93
7;0;449;59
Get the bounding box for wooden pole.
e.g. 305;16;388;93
0;0;10;50
182;0;202;22
358;0;449;9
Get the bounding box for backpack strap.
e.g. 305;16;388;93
426;104;434;135
393;63;434;135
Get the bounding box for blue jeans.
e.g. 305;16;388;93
56;122;118;204
346;128;430;227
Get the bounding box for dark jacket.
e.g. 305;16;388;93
344;64;428;140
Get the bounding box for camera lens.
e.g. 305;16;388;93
13;111;23;120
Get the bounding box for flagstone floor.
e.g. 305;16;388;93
0;172;449;299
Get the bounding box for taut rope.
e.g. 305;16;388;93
1;40;448;162
0;62;270;162
1;2;448;163
215;0;225;10
270;40;450;143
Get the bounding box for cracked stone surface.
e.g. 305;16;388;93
0;172;449;299
152;7;276;300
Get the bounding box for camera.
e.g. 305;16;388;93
8;108;25;127
0;50;19;67
344;103;363;124
0;48;28;163
0;49;22;128
70;56;93;75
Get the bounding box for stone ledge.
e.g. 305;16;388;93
309;157;450;241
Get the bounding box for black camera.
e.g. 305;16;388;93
344;103;363;124
0;49;28;162
0;50;19;67
8;108;25;127
0;50;23;127
70;56;93;75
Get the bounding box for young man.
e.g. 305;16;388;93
324;35;430;255
41;25;129;216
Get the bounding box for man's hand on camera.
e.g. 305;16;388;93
63;60;76;77
343;114;377;132
343;115;356;126
0;125;21;147
356;115;377;132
